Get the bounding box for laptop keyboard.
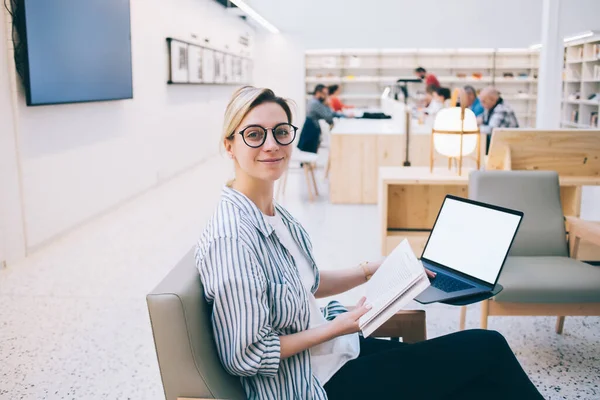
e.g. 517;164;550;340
431;274;475;293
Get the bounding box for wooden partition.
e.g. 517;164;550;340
486;129;600;175
379;167;600;257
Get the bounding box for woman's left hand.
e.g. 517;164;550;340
362;260;383;278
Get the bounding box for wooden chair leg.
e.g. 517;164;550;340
303;163;314;202
309;164;319;196
556;316;565;334
480;299;489;329
459;306;467;331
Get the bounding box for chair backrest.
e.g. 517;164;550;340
147;249;246;400
318;119;331;147
469;170;568;257
297;117;321;154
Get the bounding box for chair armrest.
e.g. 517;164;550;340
566;217;600;258
347;309;426;343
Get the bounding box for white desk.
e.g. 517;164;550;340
331;119;409;135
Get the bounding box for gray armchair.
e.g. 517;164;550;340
147;249;427;400
460;170;600;333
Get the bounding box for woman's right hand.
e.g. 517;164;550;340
331;297;372;336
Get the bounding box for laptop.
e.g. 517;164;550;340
414;195;523;304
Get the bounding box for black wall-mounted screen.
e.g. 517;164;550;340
22;0;133;106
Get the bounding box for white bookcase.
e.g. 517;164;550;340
305;48;539;127
561;35;600;129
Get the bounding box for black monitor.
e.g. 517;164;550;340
18;0;133;106
394;78;422;101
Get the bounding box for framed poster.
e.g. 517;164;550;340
224;54;233;83
202;48;215;83
188;45;203;83
233;57;242;83
214;52;225;83
168;39;188;83
241;59;253;84
241;59;248;84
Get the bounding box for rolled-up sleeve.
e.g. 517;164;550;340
199;237;281;377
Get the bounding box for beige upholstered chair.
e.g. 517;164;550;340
147;249;427;400
459;171;600;333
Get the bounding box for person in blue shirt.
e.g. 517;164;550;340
463;85;484;117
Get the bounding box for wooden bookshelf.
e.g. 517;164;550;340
306;48;539;127
561;34;600;128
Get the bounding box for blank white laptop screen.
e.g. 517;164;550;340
422;198;521;285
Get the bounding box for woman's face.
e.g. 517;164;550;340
225;102;293;183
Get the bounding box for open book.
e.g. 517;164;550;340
359;239;430;337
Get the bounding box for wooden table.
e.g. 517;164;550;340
379;166;600;257
329;119;452;204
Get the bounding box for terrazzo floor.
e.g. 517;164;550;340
0;153;599;400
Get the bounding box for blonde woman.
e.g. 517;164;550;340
195;87;543;400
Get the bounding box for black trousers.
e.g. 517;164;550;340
324;329;544;400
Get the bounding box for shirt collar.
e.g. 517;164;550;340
221;186;300;237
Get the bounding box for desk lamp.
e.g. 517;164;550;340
429;105;480;176
395;78;422;166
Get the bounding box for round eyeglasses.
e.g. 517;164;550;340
233;123;298;148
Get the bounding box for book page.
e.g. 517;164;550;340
359;239;429;334
360;275;430;337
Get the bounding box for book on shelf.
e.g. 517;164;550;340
592;44;600;60
571;110;579;124
591;112;598;128
358;239;430;337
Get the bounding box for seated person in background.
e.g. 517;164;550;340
421;84;436;108
297;84;334;153
327;85;354;112
307;84;335;125
415;66;440;89
425;87;451;116
479;87;519;154
462;85;484;117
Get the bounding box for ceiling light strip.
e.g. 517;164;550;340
229;0;280;34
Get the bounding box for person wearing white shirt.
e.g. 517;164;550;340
195;86;544;400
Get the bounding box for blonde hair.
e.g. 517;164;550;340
222;86;293;149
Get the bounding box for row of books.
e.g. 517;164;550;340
570;110;598;127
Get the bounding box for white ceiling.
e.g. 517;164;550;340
247;0;600;49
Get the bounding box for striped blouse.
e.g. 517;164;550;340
195;186;348;399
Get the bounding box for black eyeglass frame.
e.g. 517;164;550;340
231;123;298;148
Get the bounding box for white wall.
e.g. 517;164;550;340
250;0;600;49
0;9;26;265
3;0;256;253
253;33;306;126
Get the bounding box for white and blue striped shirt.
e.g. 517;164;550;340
195;186;349;399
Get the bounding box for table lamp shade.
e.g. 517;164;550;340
433;107;478;132
433;134;478;157
432;107;479;158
